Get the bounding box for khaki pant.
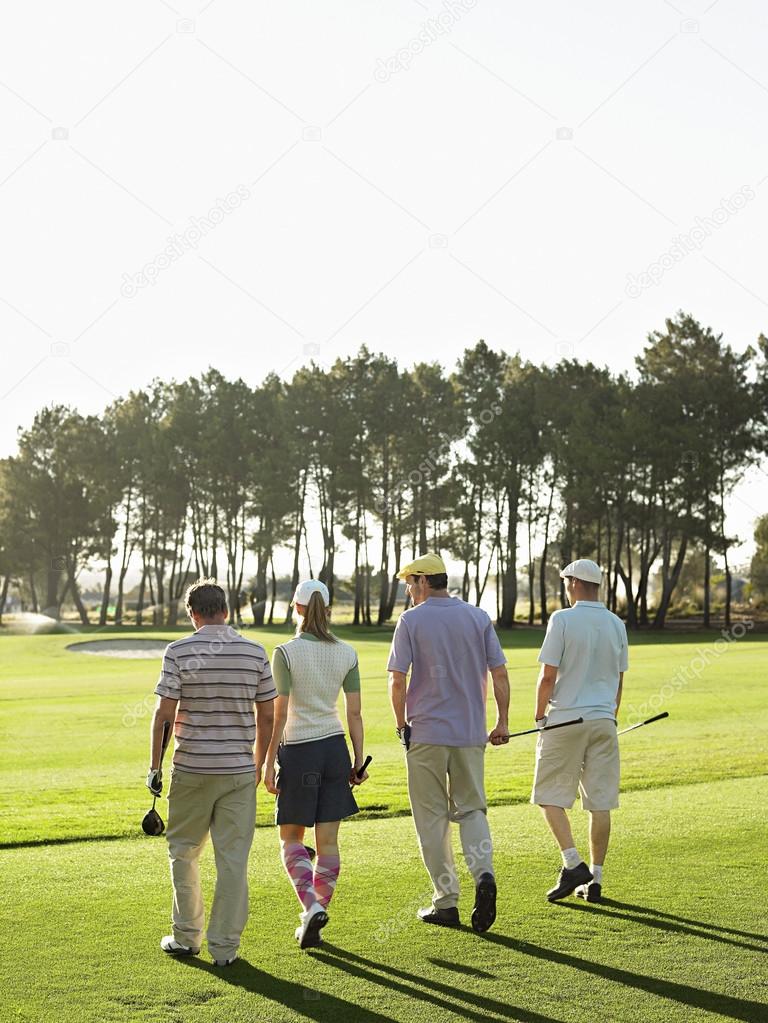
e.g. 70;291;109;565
406;743;493;910
531;717;620;811
166;769;256;960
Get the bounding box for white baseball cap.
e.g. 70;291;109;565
559;559;603;585
292;579;330;607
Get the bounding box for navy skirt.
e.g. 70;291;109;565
275;733;360;826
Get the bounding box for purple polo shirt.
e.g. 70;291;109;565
387;596;507;747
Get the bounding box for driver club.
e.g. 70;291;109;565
142;720;171;836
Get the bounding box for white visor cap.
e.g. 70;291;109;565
559;559;602;585
292;579;330;607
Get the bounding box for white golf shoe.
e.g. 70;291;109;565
295;902;328;949
160;935;199;956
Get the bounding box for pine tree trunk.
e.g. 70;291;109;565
99;562;113;626
418;488;428;554
268;555;277;625
527;484;534;625
286;476;306;625
377;443;391;626
67;563;90;626
46;564;61;618
0;574;10;624
719;465;732;630
29;570;39;614
539;467;556;625
652;534;689;629
252;547;268;627
499;484;519;627
136;566;147;627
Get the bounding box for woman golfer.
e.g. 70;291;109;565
263;579;368;949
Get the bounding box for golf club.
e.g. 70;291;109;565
356;755;372;779
506;717;584;739
618;711;669;735
141;719;171;836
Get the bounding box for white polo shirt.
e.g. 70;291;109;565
537;601;628;725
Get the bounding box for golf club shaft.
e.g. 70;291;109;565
507;717;584;739
153;720;171;797
618;711;669;735
160;719;171;758
356;755;372;779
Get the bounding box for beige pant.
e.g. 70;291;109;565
166;769;256;959
406;743;493;910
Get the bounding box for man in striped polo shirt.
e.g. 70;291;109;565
147;579;275;966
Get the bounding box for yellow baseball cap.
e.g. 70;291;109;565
397;553;447;579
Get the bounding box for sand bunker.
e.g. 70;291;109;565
66;639;168;659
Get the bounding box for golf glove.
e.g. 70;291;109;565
146;768;163;796
535;716;548;730
396;724;411;750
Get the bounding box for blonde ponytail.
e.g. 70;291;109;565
297;589;337;642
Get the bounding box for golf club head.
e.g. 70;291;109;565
141;807;165;836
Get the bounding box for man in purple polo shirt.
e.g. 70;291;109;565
387;553;510;933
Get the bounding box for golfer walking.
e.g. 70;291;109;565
263;579;368;949
147;579;276;965
532;559;628;904
387;553;510;933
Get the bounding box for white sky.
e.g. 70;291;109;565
1;0;766;581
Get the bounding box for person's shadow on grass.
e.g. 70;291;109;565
313;941;567;1023
597;897;768;944
181;955;398;1022
556;898;768;954
480;931;766;1023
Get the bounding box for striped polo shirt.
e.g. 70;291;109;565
154;623;277;774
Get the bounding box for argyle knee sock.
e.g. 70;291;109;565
313;853;341;909
281;841;318;909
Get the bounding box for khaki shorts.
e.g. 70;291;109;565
531;718;620;811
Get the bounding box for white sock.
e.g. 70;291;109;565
590;864;603;884
561;847;581;870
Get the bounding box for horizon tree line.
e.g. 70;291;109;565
0;312;766;630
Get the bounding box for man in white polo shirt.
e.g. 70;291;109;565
531;559;628;904
147;579;276;965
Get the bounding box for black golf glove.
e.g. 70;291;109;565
396;724;411;750
146;767;163;796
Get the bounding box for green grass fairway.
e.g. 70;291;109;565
2;778;766;1023
0;625;765;844
1;625;767;1021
